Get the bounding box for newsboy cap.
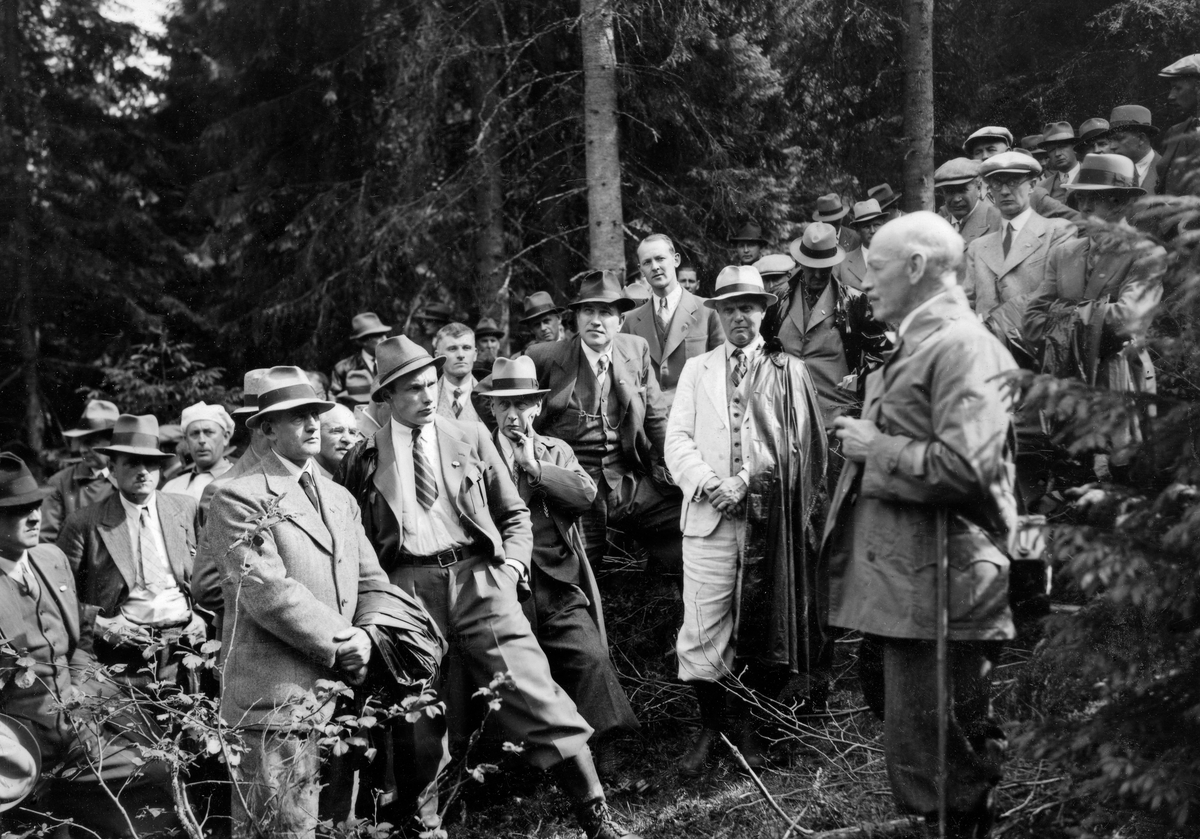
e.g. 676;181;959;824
962;126;1014;155
934;158;982;187
980;151;1042;178
1160;54;1200;78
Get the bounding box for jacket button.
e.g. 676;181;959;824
867;550;876;563
340;598;348;607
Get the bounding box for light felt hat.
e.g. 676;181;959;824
1074;118;1111;151
1107;104;1159;137
62;399;119;439
568;270;638;313
1020;135;1048;159
371;336;446;402
867;183;902;210
179;401;234;436
703;265;778;308
349;311;392;340
789;222;846;268
0;453;53;508
1040;121;1075;145
962;125;1014;155
94;415;174;459
246;367;336;428
233;368;271;417
850;199;886;225
1064;153;1145;195
980;151;1043;178
0;714;40;812
338;370;374;405
475;356;550;399
934;157;982;187
811;194;850;222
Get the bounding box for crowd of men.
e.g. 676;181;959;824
2;52;1199;839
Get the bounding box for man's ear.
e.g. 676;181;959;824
907;252;928;286
672;250;681;269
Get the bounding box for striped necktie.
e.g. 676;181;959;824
731;348;747;388
412;427;439;510
453;387;463;418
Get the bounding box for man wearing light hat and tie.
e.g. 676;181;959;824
520;290;569;349
812;193;860;252
1157;53;1200;195
161;402;235;500
1037;121;1080;202
331;311;392;398
1104;105;1162;193
57;415;205;687
936;157;1002;246
39;399;119;544
833;199;888;290
203;366;387;838
964;151;1076;341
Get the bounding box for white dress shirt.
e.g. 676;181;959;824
161;458;233;500
360;350;377;375
1134;148;1156;187
389;419;469;555
652;283;684;323
1003;206;1034;240
580;342;614;380
0;552;37;598
119;492;175;589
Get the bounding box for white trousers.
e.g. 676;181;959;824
676;517;742;682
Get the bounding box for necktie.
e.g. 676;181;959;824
412;427;439;510
297;471;321;517
731;348;747;388
658;297;670;328
453;387;463;418
138;507;172;592
16;560;38;599
595;356;609;380
1002;222;1013;257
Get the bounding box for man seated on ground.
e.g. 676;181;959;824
161;402;235;500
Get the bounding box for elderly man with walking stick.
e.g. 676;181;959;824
824;212;1018;838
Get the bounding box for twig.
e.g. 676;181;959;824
808;818;922;838
718;732;814;837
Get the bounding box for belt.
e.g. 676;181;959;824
397;543;486;568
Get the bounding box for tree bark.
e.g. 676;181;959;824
901;0;934;213
580;0;624;275
0;0;40;450
473;3;510;352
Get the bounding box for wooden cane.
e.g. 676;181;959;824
934;507;949;839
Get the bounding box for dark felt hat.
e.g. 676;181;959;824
371;336;446;402
62;400;119;440
519;291;569;323
729;220;768;244
0;453;53;508
94;415;175;460
567;270;638;313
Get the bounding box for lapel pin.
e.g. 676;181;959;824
59;584;68;591
451;461;461;467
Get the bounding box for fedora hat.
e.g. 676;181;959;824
246;368;336;428
0;714;40;812
339;370;373;405
867;183;902;210
789;223;845;269
1160;54;1200;78
62;399;119;439
729;219;768;244
980;151;1043;179
1107;105;1158;137
417;302;455;324
753;253;797;279
371;336;446;402
850;199;886;225
1064;153;1145;195
934;157;982;187
568;270;637;313
475;356;550;399
1074;118;1110;151
703;265;778;309
962;125;1014;155
0;453;53;508
811;193;850;223
93;415;174;459
623;279;652;303
1040;121;1075;146
473;317;505;339
1019;135;1048;158
232;368;271;417
349;311;391;340
519;291;568;323
354;404;383;437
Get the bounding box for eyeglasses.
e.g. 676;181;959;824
984;175;1033;192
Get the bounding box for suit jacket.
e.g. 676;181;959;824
838;226;861;252
943;198;1003;247
964;210;1077;319
337;415;533;574
203;453;387;728
1030;186;1081;223
664;344;746;538
823;287;1017;642
834;246;868;291
39;463;114;544
1037;168;1073;203
1140;150;1163;194
0;545;92;688
57;491;198;637
1156;118;1200;195
621;289;724;406
525;334;670;480
436;374;480;423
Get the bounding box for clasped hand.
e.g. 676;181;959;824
703;476;747;514
332;627;372;685
832;416;880;463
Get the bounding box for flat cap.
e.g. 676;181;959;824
980;151;1042;178
1160;54;1200;78
963;126;1014;154
934;158;982;187
753;253;797;277
179;401;234;435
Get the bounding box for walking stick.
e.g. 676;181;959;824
934;507;949;839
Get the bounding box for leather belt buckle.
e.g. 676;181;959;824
437;547;460;568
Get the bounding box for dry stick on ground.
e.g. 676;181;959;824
718;732;814;837
807;818;923;839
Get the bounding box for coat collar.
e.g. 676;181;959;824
699;346;729;419
259;451;334;554
978;210;1050;276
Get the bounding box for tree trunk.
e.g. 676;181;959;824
0;0;40;450
901;0;934;213
473;4;510;352
580;0;624;275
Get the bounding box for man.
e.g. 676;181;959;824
336;369;373;409
316;403;361;478
337;338;639;839
520;291;568;348
525;271;682;576
677;258;701;294
730;219;769;266
433;322;481;422
813;193;861;251
330;311;391;398
1075;118;1112;157
621;233;725;407
1019;134;1048;168
414;301;455;355
57;415;204;688
40;399;118;543
827;212;1017;838
867;183;903;220
666;266;827;776
936;158;1002;246
0;454;179;837
1105;105;1161;193
964;151;1076;349
161;402;235;500
834;199;887;291
1156;54;1200;196
474;316;505;367
963;125;1014;161
478;356;638;763
1036;121;1079;202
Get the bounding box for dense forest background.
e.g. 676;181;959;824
3;0;1200;442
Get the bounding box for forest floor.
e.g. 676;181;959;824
434;560;1197;839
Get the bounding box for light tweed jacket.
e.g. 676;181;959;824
204;451;386;729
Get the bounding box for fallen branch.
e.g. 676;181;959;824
808;817;923;838
718;732;813;837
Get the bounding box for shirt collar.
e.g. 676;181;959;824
1135;148;1156;180
1063;162;1080;184
271;449;314;479
0;552;28;578
118;491;157;520
725;334;765;360
580;340;613;372
1005;206;1034;235
360;349;377;370
653;283;683;311
896;290;951;340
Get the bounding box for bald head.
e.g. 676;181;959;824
863;212;964;323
